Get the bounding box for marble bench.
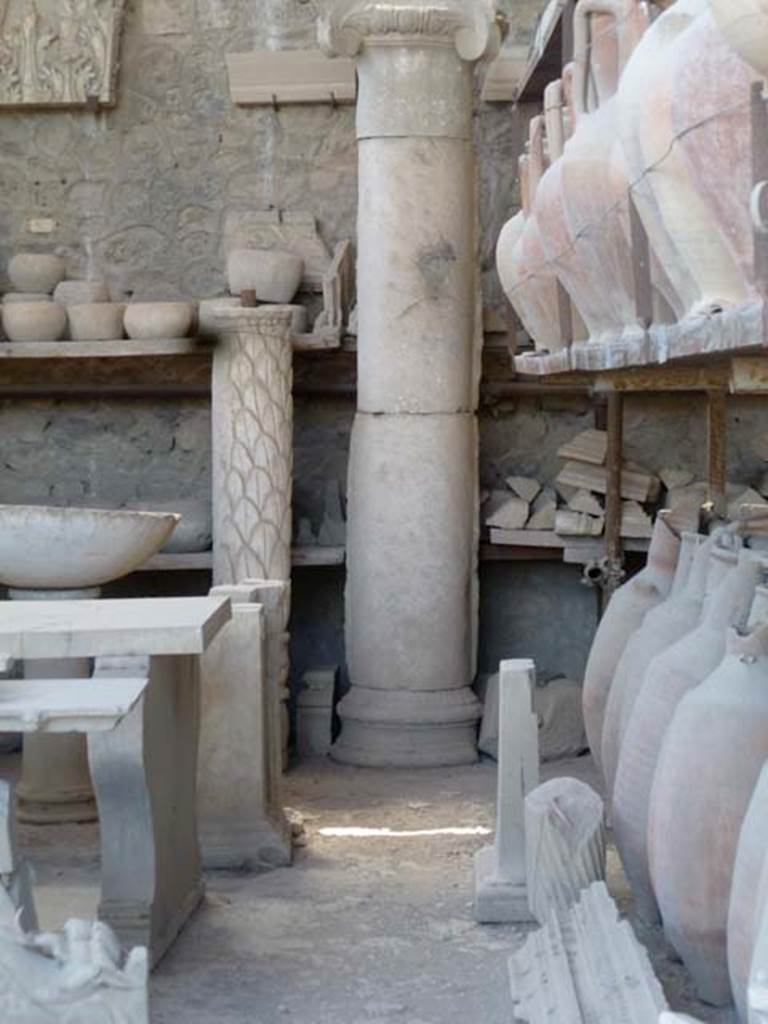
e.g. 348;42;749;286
0;595;231;966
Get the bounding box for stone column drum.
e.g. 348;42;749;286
320;0;502;767
210;305;295;763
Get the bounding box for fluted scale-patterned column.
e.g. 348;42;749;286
210;306;294;765
320;0;502;767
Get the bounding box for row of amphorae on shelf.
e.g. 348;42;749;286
497;0;768;354
584;516;768;1015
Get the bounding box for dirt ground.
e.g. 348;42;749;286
4;753;737;1023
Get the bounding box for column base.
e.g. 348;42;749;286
473;844;532;924
201;817;292;872
332;686;480;768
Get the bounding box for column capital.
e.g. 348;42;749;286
319;0;504;63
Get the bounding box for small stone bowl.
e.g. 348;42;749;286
2;300;66;342
67;303;126;342
8;253;66;294
124;302;195;340
54;280;110;306
227;248;304;304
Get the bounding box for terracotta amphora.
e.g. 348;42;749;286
710;0;768;79
668;9;761;309
582;515;680;771
617;0;702;318
534;0;646;345
601;532;709;799
648;585;768;1006
496;119;565;352
620;0;758;319
613;544;758;925
729;761;768;1023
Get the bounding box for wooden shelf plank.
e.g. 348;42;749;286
0;330;340;360
514;301;768;386
0;338;211;359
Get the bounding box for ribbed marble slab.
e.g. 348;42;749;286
509;882;668;1024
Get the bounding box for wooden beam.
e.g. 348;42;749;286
604;393;624;602
593;362;732;393
707;390;728;517
226;50;356;107
751;81;768;288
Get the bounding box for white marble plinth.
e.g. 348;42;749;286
242;579;291;771
474;659;539;923
198;584;291;871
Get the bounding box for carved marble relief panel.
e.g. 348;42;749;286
0;0;125;107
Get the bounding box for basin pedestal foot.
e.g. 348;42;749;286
10;587;100;825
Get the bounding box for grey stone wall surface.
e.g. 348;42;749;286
2;0;765;693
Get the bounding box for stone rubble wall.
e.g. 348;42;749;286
2;1;766;692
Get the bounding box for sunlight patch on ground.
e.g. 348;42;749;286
318;826;492;838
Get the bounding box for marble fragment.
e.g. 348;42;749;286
507;476;542;503
557;429;607;466
0;918;148;1023
474;660;539;923
527;490;557;531
509;882;668;1024
525;778;606;925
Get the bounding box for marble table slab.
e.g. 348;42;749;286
0;597;230;660
0;596;231;967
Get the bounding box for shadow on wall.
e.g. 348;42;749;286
478;561;598;683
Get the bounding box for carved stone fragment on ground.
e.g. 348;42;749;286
509;882;668;1024
525;777;606;925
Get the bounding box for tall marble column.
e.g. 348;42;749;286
320;0;502;767
210;305;295;765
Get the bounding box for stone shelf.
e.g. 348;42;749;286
0;331;339;359
514;301;768;383
138;546;347;573
139;541;645;573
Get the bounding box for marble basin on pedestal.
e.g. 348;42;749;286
0;505;180;590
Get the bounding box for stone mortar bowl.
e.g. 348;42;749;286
127;499;212;554
8;254;66;294
227;249;304;304
124;302;195;340
0;505;180;589
54;280;110;306
67;303;126;342
1;301;67;342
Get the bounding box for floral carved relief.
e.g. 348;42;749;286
0;0;125;107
